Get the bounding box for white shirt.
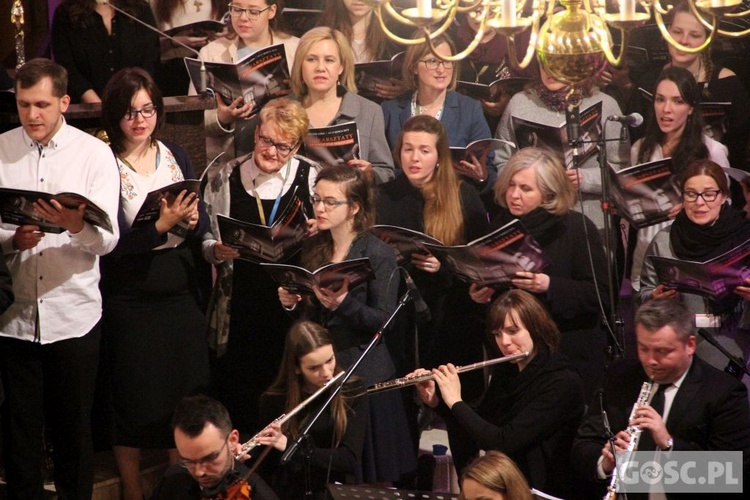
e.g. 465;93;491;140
118;141;186;250
0;122;121;344
239;155;317;202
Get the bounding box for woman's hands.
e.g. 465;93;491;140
408;368;439;408
652;284;679;300
254;422;288;452
432;364;463;409
278;286;302;309
469;283;495;304
216;94;254;128
411;252;441;273
512;271;550;294
213;241;240;262
313;276;350;311
155;190;199;234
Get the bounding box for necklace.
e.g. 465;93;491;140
193;0;204;12
411;90;444;120
120;142;158;175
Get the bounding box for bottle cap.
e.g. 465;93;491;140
432;444;448;456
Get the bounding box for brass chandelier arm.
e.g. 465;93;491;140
505;13;543;69
599;27;629;68
373;4;456;46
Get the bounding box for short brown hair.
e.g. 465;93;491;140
487;289;561;354
401;33;458;92
15;58;68;97
678;158;729;194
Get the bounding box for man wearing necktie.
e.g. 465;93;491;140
571;298;750;498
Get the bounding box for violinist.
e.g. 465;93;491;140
151;394;278;500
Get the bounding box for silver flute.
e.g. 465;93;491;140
234;370;346;459
367;352;530;394
604;379;654;500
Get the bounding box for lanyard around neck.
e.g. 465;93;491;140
252;158;292;226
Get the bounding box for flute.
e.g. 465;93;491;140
234;370;346;459
367;352;530;394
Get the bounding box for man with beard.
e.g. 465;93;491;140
152;395;277;499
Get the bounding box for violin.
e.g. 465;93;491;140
215;479;251;500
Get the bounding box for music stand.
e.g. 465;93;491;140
327;484;460;499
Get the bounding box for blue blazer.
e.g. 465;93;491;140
381;91;491;149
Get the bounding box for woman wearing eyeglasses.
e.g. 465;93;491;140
255;320;368;499
277;165;416;484
201;97;318;437
291;27;394;184
639;159;750;373
380;34;492;180
192;0;299;159
100;67;211;500
629;67;729;294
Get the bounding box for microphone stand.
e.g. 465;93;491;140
280;289;413;497
566;106;626;360
697;328;750;379
96;0;212;97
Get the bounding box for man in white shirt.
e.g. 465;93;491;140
571;298;750;498
0;58;120;499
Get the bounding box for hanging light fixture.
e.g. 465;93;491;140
366;0;748;88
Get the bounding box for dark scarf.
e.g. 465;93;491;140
493;207;562;247
670;204;750;261
529;81;595;113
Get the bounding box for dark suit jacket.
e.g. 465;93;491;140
571;356;750;498
381;91;491;149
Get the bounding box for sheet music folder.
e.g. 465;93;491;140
327;484;459;499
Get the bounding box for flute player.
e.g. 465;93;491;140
409;289;584;498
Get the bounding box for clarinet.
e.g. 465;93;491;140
604;379;654;500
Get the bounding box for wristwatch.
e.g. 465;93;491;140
662;437;674;451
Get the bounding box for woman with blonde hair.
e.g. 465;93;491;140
460;452;532;500
380;34;491;154
201;97;318;436
470;147;609;400
377;115;488;403
291;27;394;183
257;320;368;499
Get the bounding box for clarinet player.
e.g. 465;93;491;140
572;298;750;497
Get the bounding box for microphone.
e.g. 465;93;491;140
607;113;644;127
95;0;211;96
565;104;581;164
401;268;431;322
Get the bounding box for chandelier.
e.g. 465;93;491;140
366;0;749;88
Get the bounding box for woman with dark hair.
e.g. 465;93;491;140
376;115;488;401
459;451;532;500
201;97;317;436
494;65;629;230
256;320;368;499
151;0;228;96
51;0;159;103
100;67;210;500
192;0;299;159
629;67;729;293
278;165;415;483
469;147;610;399
618;1;750;171
640;159;750;379
412;289;584;498
290;27;394;183
380;34;491;154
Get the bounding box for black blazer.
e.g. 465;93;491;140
572;356;750;497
